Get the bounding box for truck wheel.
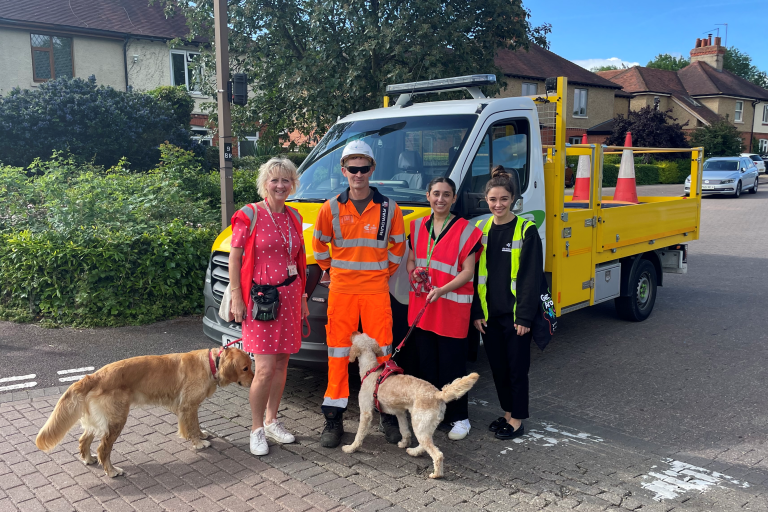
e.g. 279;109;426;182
614;260;657;322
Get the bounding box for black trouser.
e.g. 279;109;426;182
407;327;469;423
483;313;531;419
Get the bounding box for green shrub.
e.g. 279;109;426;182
0;223;215;327
602;163;619;187
634;164;660;185
656;161;691;184
0;77;192;170
147;85;195;129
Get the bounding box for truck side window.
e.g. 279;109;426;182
469;120;530;193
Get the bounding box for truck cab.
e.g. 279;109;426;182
203;75;702;365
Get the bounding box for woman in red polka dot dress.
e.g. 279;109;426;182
228;157;308;456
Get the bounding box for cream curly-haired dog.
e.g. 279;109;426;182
343;332;479;478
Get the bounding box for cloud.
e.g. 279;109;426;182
571;57;640;70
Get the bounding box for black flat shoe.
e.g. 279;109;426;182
488;417;507;432
495;422;525;440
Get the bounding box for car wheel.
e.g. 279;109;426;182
615;260;657;322
733;181;741;198
749;178;758;194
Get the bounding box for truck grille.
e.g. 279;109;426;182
210;251;229;304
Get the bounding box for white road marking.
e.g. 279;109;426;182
0;374;35;383
57;367;94;375
642;459;750;501
59;375;88;382
0;381;37;392
468;399;489;407
500;422;604;450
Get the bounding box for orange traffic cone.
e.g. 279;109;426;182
572;133;590;201
612;132;639;204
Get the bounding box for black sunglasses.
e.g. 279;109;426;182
345;165;372;174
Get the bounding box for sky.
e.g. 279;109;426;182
527;0;767;72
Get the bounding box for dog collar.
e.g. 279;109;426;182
208;349;223;379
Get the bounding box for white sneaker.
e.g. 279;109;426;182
264;420;295;444
448;419;471;440
250;427;269;455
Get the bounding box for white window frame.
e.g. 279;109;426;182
762;104;768;124
237;135;260;156
760;139;768;154
568;136;583;145
191;127;212;146
573;88;588;118
522;82;537;96
734;100;744;123
170;50;202;92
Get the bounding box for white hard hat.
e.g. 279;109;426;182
340;140;376;166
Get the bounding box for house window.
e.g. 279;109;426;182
568;136;584;145
760;139;768;154
191;128;212;146
522;82;537;96
762;104;768;124
573;88;588;117
30;34;73;81
735;101;744;123
170;50;202;92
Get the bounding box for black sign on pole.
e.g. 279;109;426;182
224;143;233;161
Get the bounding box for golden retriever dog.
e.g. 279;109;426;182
344;333;479;478
36;347;254;477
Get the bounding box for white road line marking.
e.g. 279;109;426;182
642;459;750;501
0;374;35;383
59;375;89;382
0;381;37;392
57;367;94;375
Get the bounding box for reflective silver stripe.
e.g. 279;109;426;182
286;206;301;226
328;196;344;245
429;260;456;275
442;292;473;304
481;234;488;245
510;240;524;250
240;204;257;234
478;275;487;285
314;230;331;243
412;219;421;251
457;222;476;264
331;259;389;270
328;346;350;357
510;280;517;292
322;397;349;408
380;344;393;355
314;251;330;260
415;258;428;267
384;199;395;241
388;251;402;264
389;233;405;243
339;238;388;249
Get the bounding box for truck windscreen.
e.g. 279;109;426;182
290;115;477;205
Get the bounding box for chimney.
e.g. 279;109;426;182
690;35;725;71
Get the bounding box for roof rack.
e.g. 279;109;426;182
385;74;496;107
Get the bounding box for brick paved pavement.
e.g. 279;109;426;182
2;180;768;511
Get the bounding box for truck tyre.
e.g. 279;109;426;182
614;260;657;322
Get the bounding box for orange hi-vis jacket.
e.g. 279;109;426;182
312;187;406;294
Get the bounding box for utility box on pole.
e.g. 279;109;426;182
214;0;234;230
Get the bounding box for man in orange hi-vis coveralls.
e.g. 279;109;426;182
313;140;406;448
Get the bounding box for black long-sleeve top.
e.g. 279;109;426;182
471;216;543;328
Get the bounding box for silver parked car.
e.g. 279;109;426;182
685;157;759;198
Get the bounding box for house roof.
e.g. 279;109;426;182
0;0;199;41
495;44;623;90
678;61;768;101
598;66;721;124
586;118;615;135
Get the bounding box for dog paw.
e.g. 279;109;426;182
105;466;124;478
428;472;442;479
80;453;97;465
199;430;210;439
192;439;211;450
397;439;410;449
341;445;356;454
406;447;422;457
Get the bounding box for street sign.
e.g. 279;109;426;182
224;143;233;161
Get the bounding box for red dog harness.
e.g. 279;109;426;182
362;360;404;413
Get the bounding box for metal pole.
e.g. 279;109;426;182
214;0;234;229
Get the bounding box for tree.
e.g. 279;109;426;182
166;0;550;140
148;86;195;129
689;120;744;157
604;106;689;160
590;64;629;72
646;53;690;72
723;47;768;89
0;77;193;170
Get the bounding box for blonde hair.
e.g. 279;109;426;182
256;157;299;199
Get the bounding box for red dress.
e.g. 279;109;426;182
231;204;302;354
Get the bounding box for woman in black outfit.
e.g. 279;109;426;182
471;166;543;440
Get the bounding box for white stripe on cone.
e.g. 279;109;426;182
572;134;591;202
613;132;639;203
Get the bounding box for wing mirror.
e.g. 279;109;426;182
740;167;746;173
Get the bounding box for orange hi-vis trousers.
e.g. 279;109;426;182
322;292;393;410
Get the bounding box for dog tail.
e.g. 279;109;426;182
35;377;92;452
434;373;479;403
